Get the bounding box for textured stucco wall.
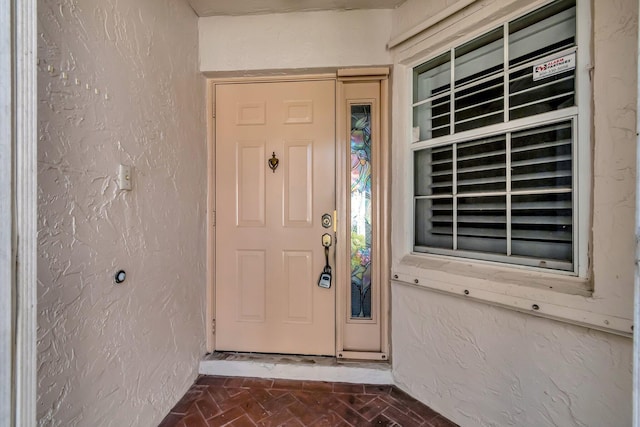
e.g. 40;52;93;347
390;0;636;426
591;0;638;304
390;0;460;39
392;285;632;426
198;9;394;72
37;0;206;425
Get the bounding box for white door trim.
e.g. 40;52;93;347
0;0;37;425
634;1;640;424
0;0;14;420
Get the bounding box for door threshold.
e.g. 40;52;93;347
199;352;392;385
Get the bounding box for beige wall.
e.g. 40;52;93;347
591;0;638;301
33;0;638;425
390;0;459;39
198;9;394;72
392;286;632;426
390;0;636;425
37;0;206;425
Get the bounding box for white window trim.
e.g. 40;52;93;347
633;1;640;424
0;0;12;419
1;0;37;425
411;0;587;277
391;0;633;336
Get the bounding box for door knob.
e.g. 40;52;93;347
322;233;332;248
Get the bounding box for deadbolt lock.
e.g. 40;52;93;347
321;213;332;229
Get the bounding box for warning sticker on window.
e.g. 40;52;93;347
532;53;576;81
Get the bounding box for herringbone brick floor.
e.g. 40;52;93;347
159;375;457;427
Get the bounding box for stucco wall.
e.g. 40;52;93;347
390;0;460;40
37;0;206;425
392;285;632;426
591;0;638;304
198;9;394;72
390;0;636;426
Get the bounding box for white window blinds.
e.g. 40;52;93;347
412;0;577;271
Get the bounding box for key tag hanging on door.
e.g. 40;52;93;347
318;258;332;289
318;234;332;289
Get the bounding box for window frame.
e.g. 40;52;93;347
389;0;637;336
408;0;591;278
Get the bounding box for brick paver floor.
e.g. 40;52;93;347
159;375;458;427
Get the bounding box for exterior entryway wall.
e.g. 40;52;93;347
37;1;206;426
28;1;639;427
199;1;638;426
199;9;393;73
389;1;636;426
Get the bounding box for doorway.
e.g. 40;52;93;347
214;80;337;355
207;71;390;359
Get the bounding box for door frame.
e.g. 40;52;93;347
205;70;390;359
335;69;391;361
1;0;37;425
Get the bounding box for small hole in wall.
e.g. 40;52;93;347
532;304;540;311
464;290;469;295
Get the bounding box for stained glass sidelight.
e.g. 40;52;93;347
350;105;372;319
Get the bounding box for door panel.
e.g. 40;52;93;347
283;100;314;124
236;141;266;227
216;80;336;355
283;140;313;226
236;102;266;125
236;250;266;322
283;251;313;323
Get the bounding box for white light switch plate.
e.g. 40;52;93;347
118;164;132;191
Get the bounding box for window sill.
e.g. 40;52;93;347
392;254;633;337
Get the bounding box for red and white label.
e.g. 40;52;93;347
532;53;576;81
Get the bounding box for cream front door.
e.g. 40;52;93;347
215;80;336;356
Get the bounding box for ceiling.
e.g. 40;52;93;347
188;0;406;17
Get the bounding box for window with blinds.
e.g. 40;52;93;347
412;0;578;271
